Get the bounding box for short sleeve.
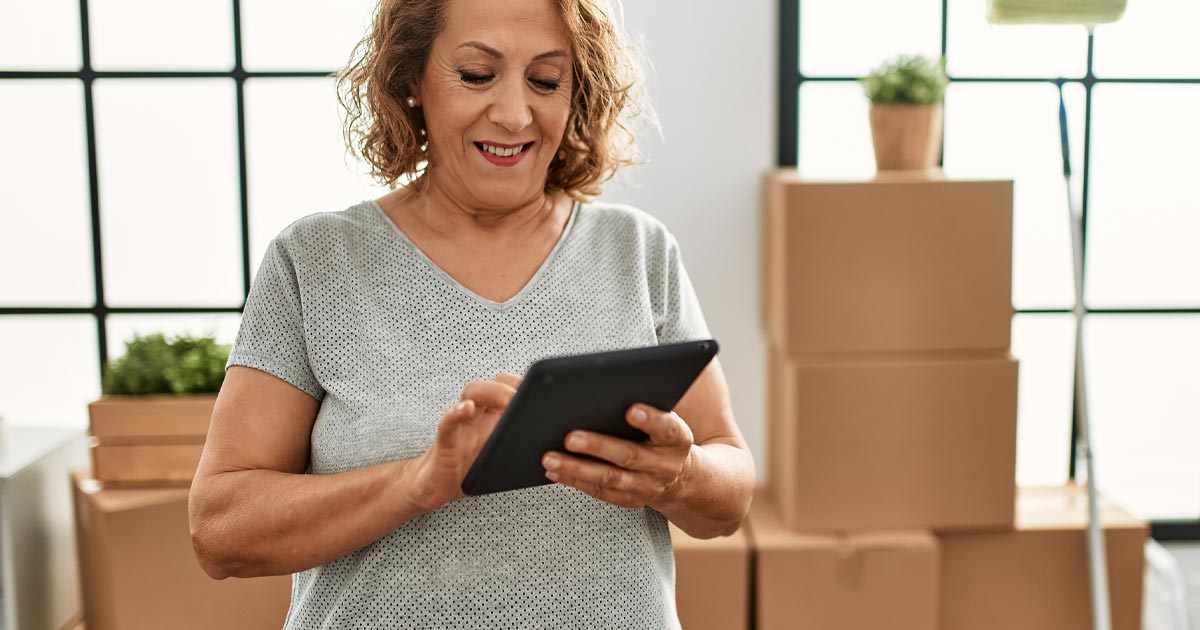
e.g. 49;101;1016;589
652;232;712;345
226;237;325;401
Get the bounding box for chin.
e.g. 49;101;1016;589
469;182;544;209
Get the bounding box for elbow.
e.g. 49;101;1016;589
698;480;753;539
679;518;744;540
188;490;235;580
189;516;233;580
710;481;755;538
707;513;749;539
192;537;234;583
680;502;750;540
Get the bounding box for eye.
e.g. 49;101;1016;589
459;71;494;86
530;78;561;92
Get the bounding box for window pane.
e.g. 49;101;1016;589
799;0;941;77
1085;84;1200;308
946;0;1088;78
106;314;241;362
1092;0;1200;78
797;82;875;178
0;0;82;70
93;79;242;307
1012;313;1075;486
0;80;94;307
0;315;99;429
240;0;377;71
88;0;233;71
1086;315;1200;521
943;82;1084;310
244;78;390;275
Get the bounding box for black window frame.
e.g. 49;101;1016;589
0;1;331;394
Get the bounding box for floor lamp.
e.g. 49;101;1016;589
985;2;1129;630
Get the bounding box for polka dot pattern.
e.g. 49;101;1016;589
227;198;709;629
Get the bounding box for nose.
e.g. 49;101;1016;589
486;76;533;134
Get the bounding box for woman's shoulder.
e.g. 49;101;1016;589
268;199;387;252
577;199;676;248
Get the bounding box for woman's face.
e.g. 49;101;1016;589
414;0;574;211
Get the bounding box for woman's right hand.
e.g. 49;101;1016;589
406;372;523;513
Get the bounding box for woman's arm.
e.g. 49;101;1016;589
646;357;756;537
189;366;517;579
541;357;756;539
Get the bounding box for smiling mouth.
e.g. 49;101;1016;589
474;141;535;158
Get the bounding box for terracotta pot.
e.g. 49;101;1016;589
869;103;943;171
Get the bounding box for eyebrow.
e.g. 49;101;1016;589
456;41;569;62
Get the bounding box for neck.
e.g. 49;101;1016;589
411;173;560;239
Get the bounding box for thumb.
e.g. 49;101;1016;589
436;399;475;450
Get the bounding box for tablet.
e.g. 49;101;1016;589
461;339;719;496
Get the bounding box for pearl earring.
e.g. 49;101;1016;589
405;96;418;108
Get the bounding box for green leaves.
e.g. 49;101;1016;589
860;55;949;105
102;332;231;395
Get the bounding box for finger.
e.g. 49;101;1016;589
435;400;475;450
543;451;650;495
549;474;645;509
563;431;658;474
628;405;694;447
460;380;516;411
492;371;523;389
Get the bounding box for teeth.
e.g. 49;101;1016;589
481;143;526;158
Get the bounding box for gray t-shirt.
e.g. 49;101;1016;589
226;197;711;629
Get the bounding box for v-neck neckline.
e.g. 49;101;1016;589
367;197;580;311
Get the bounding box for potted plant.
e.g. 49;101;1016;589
87;332;230;485
860;54;949;171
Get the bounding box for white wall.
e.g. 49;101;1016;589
608;1;776;480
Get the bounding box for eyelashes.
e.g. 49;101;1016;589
459;71;491;85
458;71;561;93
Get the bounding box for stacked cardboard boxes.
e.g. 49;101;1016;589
756;169;1147;629
940;484;1147;630
71;472;291;630
73;396;291;629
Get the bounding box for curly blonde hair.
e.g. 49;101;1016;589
336;0;646;200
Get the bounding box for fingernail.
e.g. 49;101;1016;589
631;407;647;423
544;455;561;470
546;471;560;481
567;434;587;450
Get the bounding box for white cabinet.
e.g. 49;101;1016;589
0;426;89;630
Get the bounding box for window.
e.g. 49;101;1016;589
0;1;386;428
779;0;1200;536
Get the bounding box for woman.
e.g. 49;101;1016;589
188;0;755;627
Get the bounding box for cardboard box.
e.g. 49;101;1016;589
940;485;1148;630
91;444;207;485
749;495;939;630
671;523;750;630
87;395;214;485
762;170;1014;355
70;471;290;630
768;349;1018;531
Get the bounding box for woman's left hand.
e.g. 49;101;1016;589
542;403;694;509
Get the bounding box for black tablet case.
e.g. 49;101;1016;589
461;339;719;496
